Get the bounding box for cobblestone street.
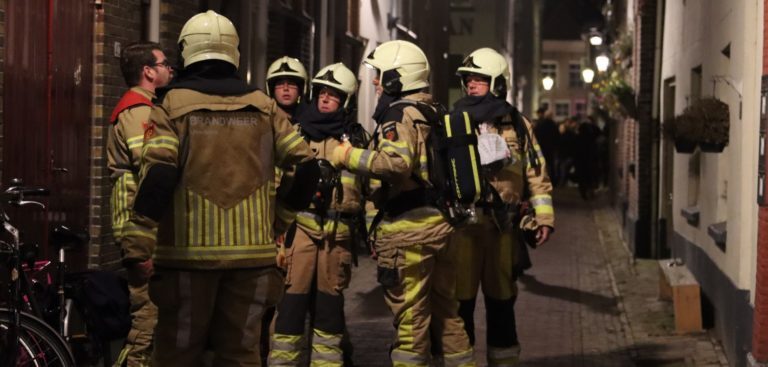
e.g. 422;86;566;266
344;188;730;366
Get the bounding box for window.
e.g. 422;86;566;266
690;65;702;102
555;101;570;119
569;62;583;88
541;61;557;80
574;100;587;117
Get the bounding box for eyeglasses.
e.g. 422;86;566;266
151;60;172;69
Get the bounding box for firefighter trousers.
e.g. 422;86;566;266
451;215;521;366
270;227;352;367
376;239;475;367
148;266;283;367
115;267;158;367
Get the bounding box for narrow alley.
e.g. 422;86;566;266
345;188;729;366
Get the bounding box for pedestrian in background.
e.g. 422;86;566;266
533;107;560;186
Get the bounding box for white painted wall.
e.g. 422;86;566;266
356;0;395;132
660;0;761;299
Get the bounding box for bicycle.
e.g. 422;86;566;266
0;180;76;366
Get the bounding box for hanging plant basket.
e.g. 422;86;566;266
663;115;698;154
674;139;697;153
685;98;730;153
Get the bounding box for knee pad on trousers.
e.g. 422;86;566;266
275;293;311;334
458;298;477;346
314;291;345;334
485;295;518;347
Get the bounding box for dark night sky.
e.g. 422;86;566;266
542;0;606;40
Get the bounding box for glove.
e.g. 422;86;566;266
331;140;353;168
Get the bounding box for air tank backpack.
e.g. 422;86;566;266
372;100;482;227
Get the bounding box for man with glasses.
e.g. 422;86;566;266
108;41;172;366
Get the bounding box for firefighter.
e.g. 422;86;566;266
269;62;365;366
261;55;308;364
266;56;309;118
451;47;555;366
331;40;476;367
120;10;318;366
108;41;172;367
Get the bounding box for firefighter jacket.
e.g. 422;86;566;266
341;92;452;248
292;136;363;241
121;88;314;269
483;113;555;229
107;86;154;240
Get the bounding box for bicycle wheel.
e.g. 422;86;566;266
0;309;75;366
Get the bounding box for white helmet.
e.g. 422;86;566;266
456;48;510;97
178;10;240;68
363;40;429;94
266;56;309;97
311;63;358;109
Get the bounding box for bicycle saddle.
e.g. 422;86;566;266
50;225;89;251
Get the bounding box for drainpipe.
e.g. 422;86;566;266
751;1;768;364
147;0;160;42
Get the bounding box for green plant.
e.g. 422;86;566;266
684;98;730;145
663;114;698;141
594;71;636;118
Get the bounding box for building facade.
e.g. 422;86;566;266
0;0;459;270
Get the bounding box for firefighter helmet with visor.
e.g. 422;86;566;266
178;10;240;68
456;47;510;98
363;40;430;95
311;63;358;110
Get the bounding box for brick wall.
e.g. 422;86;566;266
755;208;768;361
0;0;5;183
159;1;201;67
89;1;201;268
89;0;144;269
619;0;657;258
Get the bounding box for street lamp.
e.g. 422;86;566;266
542;76;554;91
588;28;603;46
595;54;610;72
581;68;595;83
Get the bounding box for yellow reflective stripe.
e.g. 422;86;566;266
444;114;453;137
295;212;350;235
392;245;422;362
276;130;303;157
530;195;554;214
534;205;554;215
126;135;144;149
153;244;276;261
311;329;343;366
276;205;296;223
270;333;304;365
369;178;382;192
445;349;476;367
464;112;482;202
380;141;412;166
124;228;157;240
376;208;445;236
183;186;274;249
418;155;429;181
348;148;373;172
341;170;356;186
143;136;179;153
269;350;301;364
395;246;422;360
